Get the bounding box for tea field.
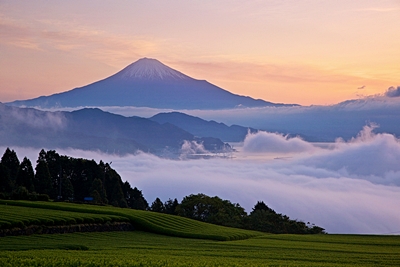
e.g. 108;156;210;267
0;200;399;266
0;231;400;266
0;200;259;241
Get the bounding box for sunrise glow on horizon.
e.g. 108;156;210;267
1;1;399;106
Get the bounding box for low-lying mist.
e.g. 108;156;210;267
4;124;400;235
95;94;400;142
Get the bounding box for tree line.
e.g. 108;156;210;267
0;148;325;234
0;148;147;209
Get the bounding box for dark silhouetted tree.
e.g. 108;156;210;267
42;150;61;199
16;157;35;192
34;150;53;196
164;198;179;215
150;197;165;213
1;148;20;187
61;175;74;200
91;190;102;204
251;201;275;214
122;182;148;210
176;193;246;228
110;182;127;208
90;178;107;204
246;201;325;234
130;187;148;210
0;163;12;193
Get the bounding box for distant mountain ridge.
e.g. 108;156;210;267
150;112;257;142
8;58;298;110
0;103;230;156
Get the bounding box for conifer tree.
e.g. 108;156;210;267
0;163;11;194
90;178;108;204
16;157;35;192
1;148;20;186
150;197;165;213
34;151;53;196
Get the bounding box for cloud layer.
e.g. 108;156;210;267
4;124;400;235
243;131;315;153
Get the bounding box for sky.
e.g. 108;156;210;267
1;0;399;105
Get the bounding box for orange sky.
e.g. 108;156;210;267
1;1;399;106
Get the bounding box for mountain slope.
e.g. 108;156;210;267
0;103;229;156
150;112;258;142
8;58;297;110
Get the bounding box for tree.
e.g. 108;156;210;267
103;164;125;205
176;193;246;228
34;152;53;196
1;148;20;186
43;150;61;199
130;187;148;210
246;201;325;234
251;201;276;214
61;175;74;200
90;178;108;204
122;182;148;210
91;190;102;204
0;163;12;193
16;157;35;192
150;197;165;213
164;198;179;215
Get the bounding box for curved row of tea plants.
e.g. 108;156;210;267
0;204;128;230
0;200;260;241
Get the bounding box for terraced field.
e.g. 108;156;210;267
0;204;128;229
1;200;399;266
0;200;259;241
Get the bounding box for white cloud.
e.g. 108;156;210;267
3;125;400;235
243;131;315;153
297;125;400;185
179;140;208;159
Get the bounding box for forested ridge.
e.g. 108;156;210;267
0;148;325;234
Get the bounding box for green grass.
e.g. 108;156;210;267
0;200;259;241
0;231;399;266
0;200;399;266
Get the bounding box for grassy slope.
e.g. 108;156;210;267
0;200;259;241
0;201;399;266
0;231;399;266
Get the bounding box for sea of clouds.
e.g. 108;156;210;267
4;123;400;235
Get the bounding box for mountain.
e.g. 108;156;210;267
150;112;258;142
8;58;297;110
0;103;230;156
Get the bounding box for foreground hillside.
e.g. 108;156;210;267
0;201;399;266
0;200;259;241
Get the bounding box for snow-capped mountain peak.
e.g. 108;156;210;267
114;58;192;81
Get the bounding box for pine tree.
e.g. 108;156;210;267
1;148;20;186
150;197;165;213
61;175;74;200
90;178;108;204
0;163;12;193
110;182;127;208
34;153;53;196
164;198;179;214
16;157;35;192
130;187;148;210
